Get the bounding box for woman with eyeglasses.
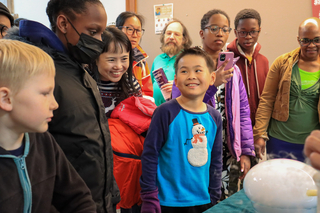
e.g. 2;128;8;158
116;12;153;99
254;17;320;163
172;9;254;201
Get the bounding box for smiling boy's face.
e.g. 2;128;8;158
174;54;215;99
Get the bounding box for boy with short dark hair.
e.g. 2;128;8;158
227;8;269;127
0;40;96;213
140;47;223;213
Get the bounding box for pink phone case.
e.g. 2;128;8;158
217;52;234;70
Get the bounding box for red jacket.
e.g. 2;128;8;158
227;39;269;126
109;97;156;209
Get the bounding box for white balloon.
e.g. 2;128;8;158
244;159;317;213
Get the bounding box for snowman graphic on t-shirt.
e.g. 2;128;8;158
186;118;208;167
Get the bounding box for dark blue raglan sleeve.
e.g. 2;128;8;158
140;100;181;192
172;82;218;104
207;106;223;205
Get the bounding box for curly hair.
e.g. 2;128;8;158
234;9;261;29
160;19;192;49
201;9;230;30
46;0;103;32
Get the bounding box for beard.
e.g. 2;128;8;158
161;42;183;56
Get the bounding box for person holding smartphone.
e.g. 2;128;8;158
172;9;254;200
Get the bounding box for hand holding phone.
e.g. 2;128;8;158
217;52;234;71
214;52;235;87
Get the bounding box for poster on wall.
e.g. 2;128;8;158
154;3;173;35
312;0;320;18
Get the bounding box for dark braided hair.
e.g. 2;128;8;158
234;9;261;29
201;9;230;30
46;0;103;32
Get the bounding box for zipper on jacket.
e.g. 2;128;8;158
253;59;260;99
15;157;32;213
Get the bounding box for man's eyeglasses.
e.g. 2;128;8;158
203;25;232;35
0;24;8;37
236;30;260;38
119;26;145;36
298;37;320;47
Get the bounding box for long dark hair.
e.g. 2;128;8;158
93;27;135;98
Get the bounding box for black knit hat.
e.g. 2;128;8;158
0;2;14;26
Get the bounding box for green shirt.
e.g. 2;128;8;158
299;68;320;90
151;53;177;106
268;63;320;144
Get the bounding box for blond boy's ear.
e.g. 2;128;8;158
209;72;216;86
0;87;13;111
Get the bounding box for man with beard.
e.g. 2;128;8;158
150;20;192;106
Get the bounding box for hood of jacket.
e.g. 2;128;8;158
5;20;67;54
227;38;262;59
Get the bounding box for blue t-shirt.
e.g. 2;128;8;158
141;99;223;207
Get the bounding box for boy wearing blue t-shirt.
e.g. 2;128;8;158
140;47;223;213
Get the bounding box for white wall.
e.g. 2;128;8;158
103;0;126;25
13;0;125;28
14;0;50;27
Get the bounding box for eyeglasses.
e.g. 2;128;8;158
298;37;320;47
203;25;232;35
0;24;8;37
236;30;260;38
119;26;145;36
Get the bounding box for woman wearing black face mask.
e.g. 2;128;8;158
5;0;120;212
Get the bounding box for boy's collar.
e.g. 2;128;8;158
236;39;257;57
0;133;30;157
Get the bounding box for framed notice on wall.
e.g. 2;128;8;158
312;0;320;18
154;3;173;35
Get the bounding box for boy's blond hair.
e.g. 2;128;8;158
0;40;55;94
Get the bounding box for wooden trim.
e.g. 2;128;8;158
126;0;136;13
7;0;13;13
0;0;13;13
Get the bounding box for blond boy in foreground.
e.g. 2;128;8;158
0;40;95;213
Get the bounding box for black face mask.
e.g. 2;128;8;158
65;19;104;64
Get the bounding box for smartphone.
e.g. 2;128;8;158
217;52;234;70
152;68;171;101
